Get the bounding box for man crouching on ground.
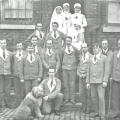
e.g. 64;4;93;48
39;67;64;116
12;86;44;120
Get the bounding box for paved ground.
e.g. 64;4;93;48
0;108;102;120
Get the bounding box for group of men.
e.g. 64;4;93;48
0;3;119;120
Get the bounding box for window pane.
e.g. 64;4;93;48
108;2;120;24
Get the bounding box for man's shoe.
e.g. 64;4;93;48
70;100;75;105
90;112;99;117
63;100;69;105
54;110;60;116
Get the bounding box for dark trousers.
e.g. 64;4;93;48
111;80;120;116
0;75;11;107
63;69;77;101
24;80;38;95
91;84;105;117
79;77;91;111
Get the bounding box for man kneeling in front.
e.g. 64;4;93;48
39;67;63;115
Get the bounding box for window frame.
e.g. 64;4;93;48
106;0;120;26
1;0;33;24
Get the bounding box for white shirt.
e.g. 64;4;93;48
65;45;74;54
27;53;35;63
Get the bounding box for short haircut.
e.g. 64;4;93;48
31;36;38;40
47;39;53;44
52;22;59;27
93;42;100;48
102;39;108;44
65;36;72;40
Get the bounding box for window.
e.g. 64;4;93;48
1;0;33;22
107;1;120;24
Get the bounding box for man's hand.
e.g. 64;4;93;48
37;78;41;82
102;82;107;88
20;79;24;83
43;96;49;101
86;84;90;89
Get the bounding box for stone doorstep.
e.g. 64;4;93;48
61;102;82;112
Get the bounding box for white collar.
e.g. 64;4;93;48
46;48;54;56
0;49;9;60
92;52;101;64
35;30;44;39
51;31;59;39
102;48;108;54
65;45;74;54
34;46;38;54
47;78;56;93
27;53;35;63
16;50;23;61
81;52;89;63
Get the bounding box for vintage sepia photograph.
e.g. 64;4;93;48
0;0;119;120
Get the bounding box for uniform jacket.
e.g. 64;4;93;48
111;51;120;82
39;77;61;99
102;49;113;76
41;49;60;70
45;31;65;50
77;52;92;77
20;54;43;80
86;53;109;84
27;30;45;48
61;46;79;70
0;49;13;75
13;50;26;77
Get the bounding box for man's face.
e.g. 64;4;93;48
66;38;72;47
1;40;7;49
118;40;120;49
63;6;70;12
52;23;58;31
16;44;23;51
49;71;55;79
93;46;100;55
36;24;42;31
56;7;62;14
47;41;53;49
102;41;108;50
31;37;38;46
74;7;81;13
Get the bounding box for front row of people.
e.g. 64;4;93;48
13;68;63;120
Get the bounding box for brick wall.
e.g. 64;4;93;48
0;0;119;51
85;0;120;51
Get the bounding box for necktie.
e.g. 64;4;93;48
54;31;56;38
68;47;71;54
30;55;33;61
3;50;6;59
51;80;53;87
19;52;21;57
94;55;96;62
39;32;42;38
49;49;51;55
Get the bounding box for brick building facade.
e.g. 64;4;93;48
0;0;119;51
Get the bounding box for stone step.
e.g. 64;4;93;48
61;102;82;112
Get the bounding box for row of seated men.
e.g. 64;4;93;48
0;24;120;120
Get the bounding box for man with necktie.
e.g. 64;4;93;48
101;39;113;114
20;45;43;96
41;40;60;79
108;39;120;119
13;43;26;100
77;43;92;113
86;43;109;120
39;67;63;115
61;36;79;104
0;39;13;110
27;23;45;48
